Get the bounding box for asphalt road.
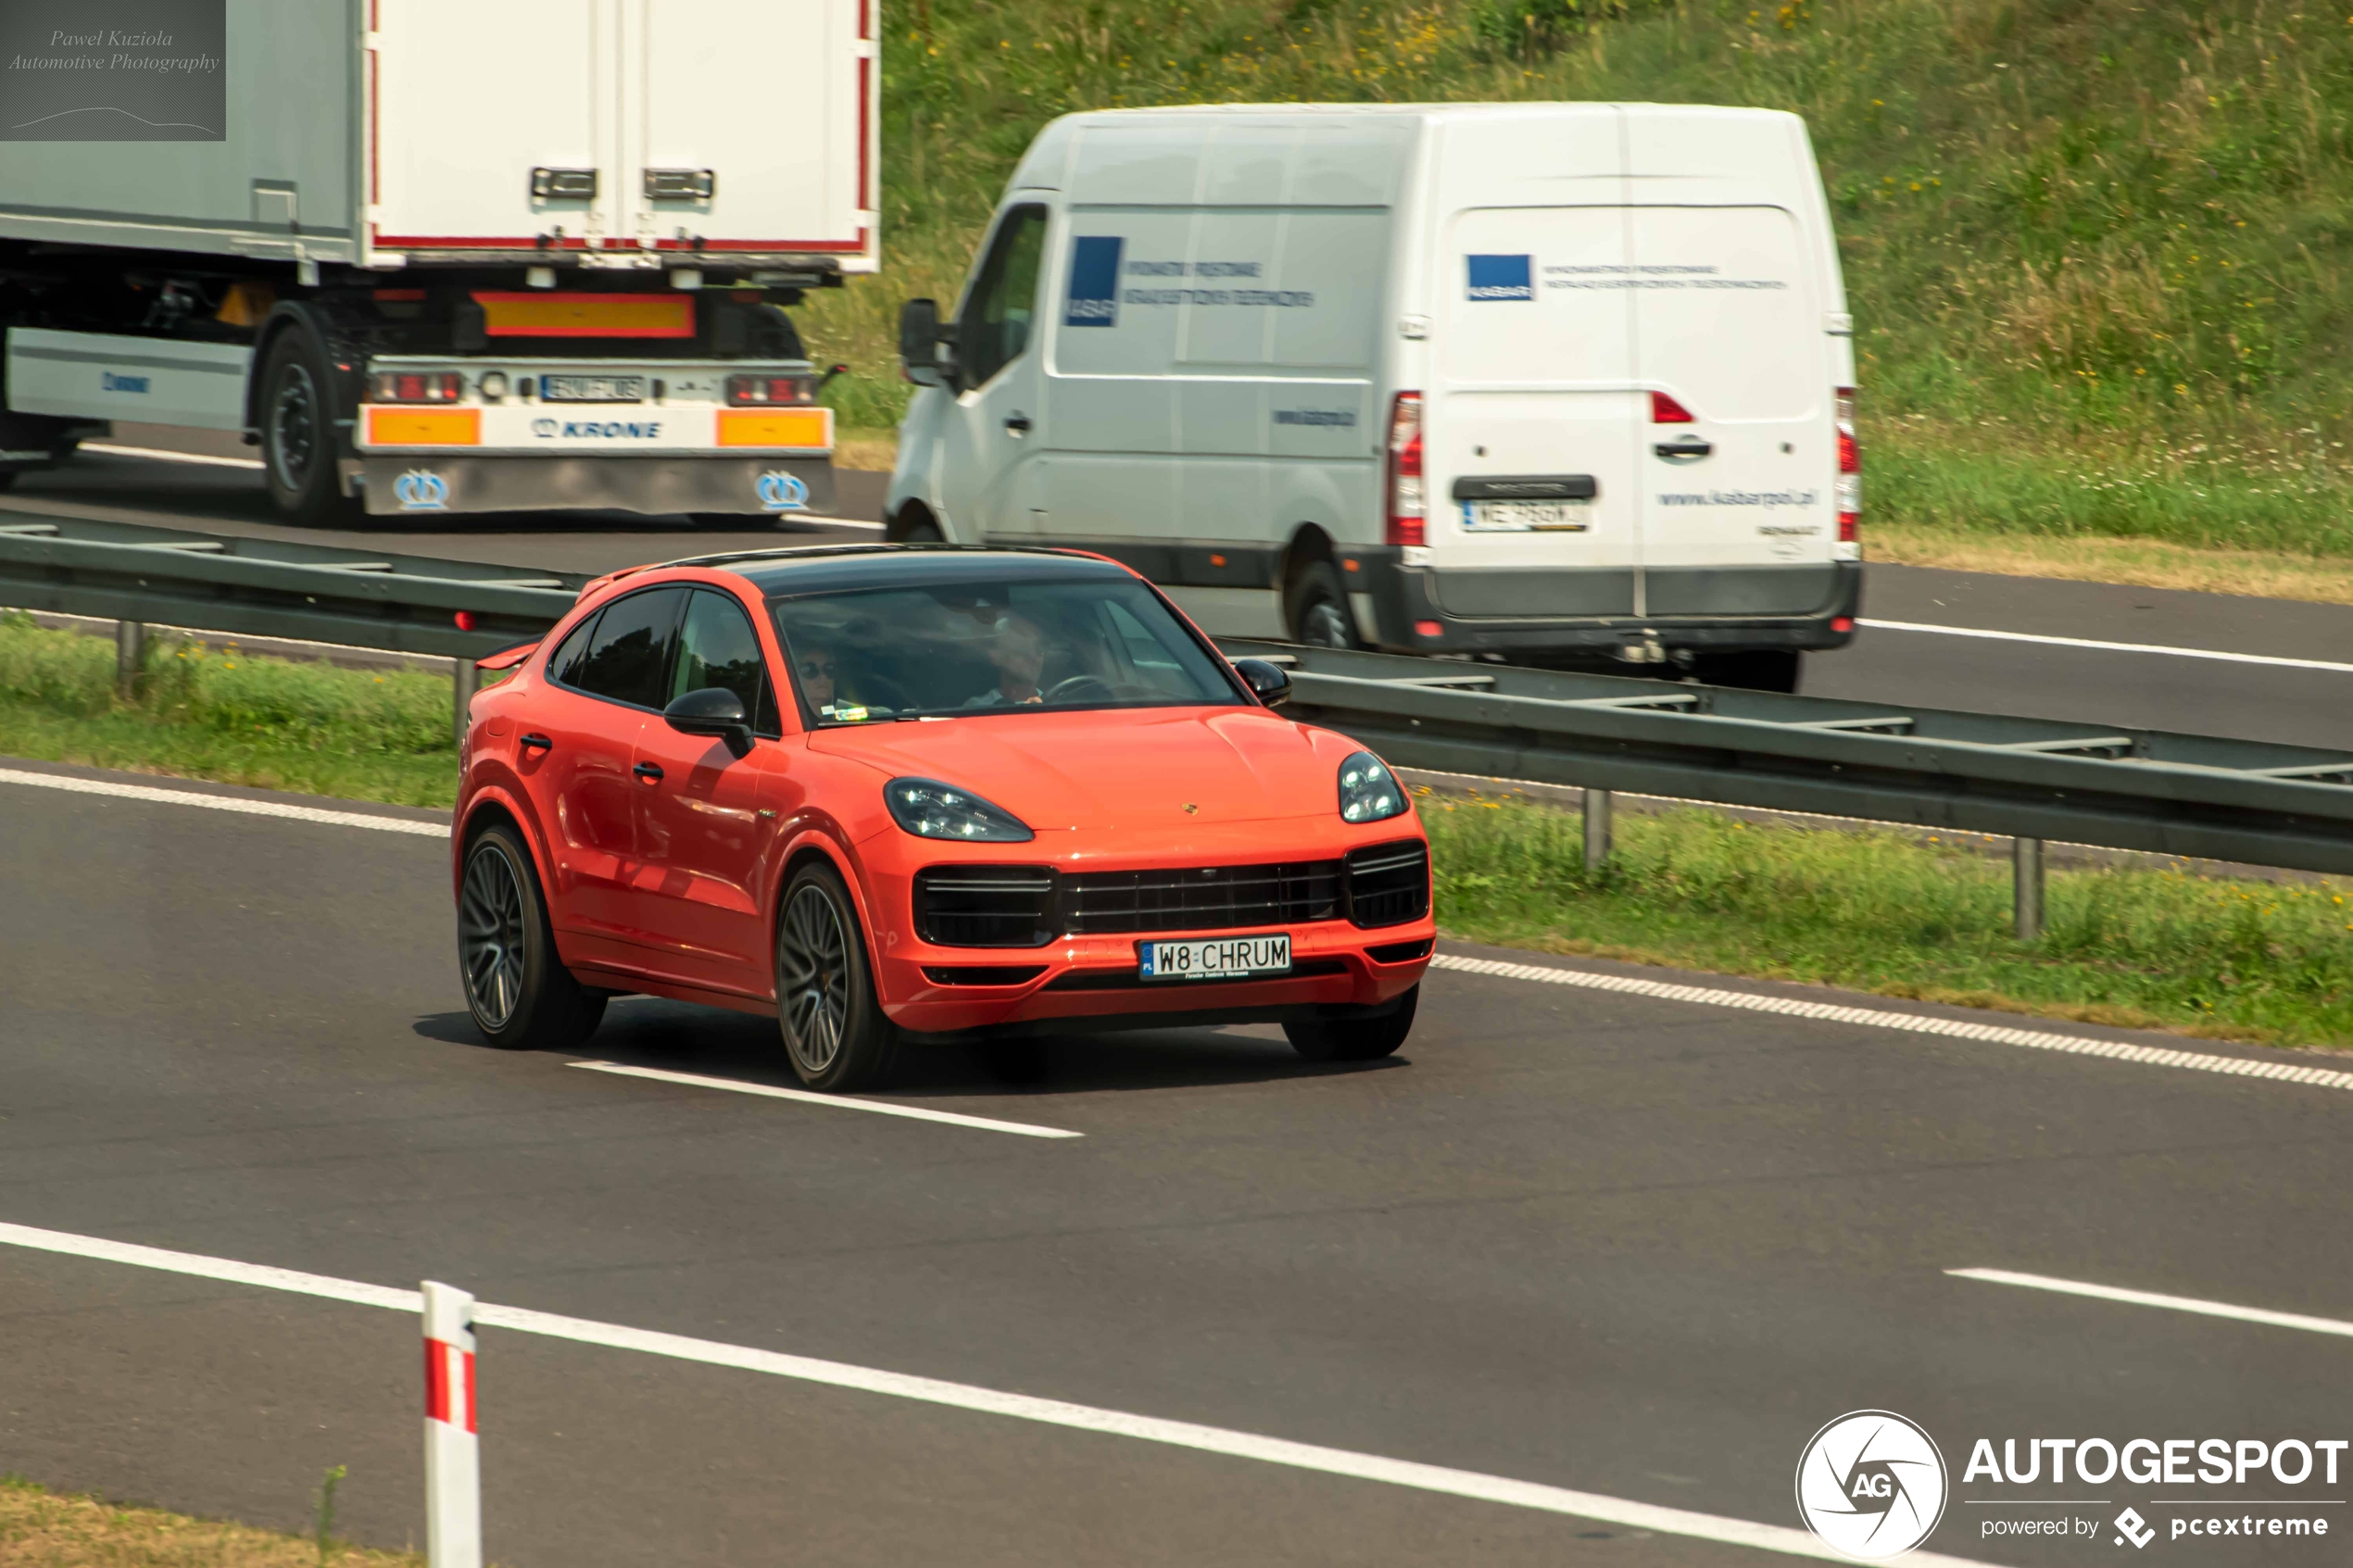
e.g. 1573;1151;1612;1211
6;759;2351;1565
7;425;2351;749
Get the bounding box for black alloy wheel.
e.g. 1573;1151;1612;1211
258;326;359;526
457;823;606;1050
774;861;898;1091
1284;983;1419;1062
1285;558;1359;648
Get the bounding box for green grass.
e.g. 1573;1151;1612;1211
798;0;2353;579
1426;791;2353;1047
0;614;459;809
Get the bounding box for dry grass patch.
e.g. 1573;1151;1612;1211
1865;519;2353;606
0;1476;419;1568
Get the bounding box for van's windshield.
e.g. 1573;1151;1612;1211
769;576;1242;725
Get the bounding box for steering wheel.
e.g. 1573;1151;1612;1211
1044;674;1116;704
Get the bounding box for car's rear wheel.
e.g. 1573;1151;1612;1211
1284;983;1418;1062
458;823;606;1050
774;861;898;1091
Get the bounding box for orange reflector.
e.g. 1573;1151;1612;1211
1414;620;1443;638
715;408;832;449
471;292;695;339
367;408;481;446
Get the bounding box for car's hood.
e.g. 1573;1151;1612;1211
807;708;1340;830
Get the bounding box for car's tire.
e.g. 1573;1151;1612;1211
886;506;944;544
1284;556;1359;648
774;860;899;1091
258;325;359;527
1284;984;1418;1062
1692;650;1801;693
458;822;607;1050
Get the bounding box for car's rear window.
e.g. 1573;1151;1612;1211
768;575;1240;724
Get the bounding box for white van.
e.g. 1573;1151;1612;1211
886;103;1859;690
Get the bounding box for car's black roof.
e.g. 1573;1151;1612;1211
690;544;1136;597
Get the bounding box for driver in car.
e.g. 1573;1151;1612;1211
964;612;1049;707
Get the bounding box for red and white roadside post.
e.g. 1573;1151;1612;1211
422;1280;482;1568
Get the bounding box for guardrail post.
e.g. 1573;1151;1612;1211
2013;836;2045;941
422;1280;482;1568
453;658;479;751
1582;787;1613;872
114;619;144;697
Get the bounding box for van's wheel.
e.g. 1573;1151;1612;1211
774;861;899;1091
258;327;359;527
1692;650;1801;693
458;823;607;1050
1286;985;1417;1062
886;507;943;544
1284;558;1359;648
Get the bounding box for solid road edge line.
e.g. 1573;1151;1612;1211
0;1218;1993;1566
568;1060;1083;1139
1428;952;2353;1097
1948;1268;2353;1339
1858;618;2353;675
0;766;447;836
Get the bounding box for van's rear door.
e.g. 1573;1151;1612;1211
1628;201;1837;616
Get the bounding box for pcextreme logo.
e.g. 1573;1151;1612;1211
1795;1411;1949;1560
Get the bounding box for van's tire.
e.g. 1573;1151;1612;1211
258;327;359;527
1285;985;1418;1062
887;506;944;544
1284;558;1359;648
774;860;900;1092
1692;650;1801;693
458;822;607;1051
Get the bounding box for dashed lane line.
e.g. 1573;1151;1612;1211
569;1060;1083;1139
1950;1269;2353;1340
0;1219;1995;1564
82;442;267;470
1428;953;2353;1096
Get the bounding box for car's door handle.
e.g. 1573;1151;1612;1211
1654;433;1713;463
519;733;553;752
633;761;664;783
1004;412;1032;435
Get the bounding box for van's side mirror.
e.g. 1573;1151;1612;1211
899;298;946;388
663;686;753;759
1232;659;1292;709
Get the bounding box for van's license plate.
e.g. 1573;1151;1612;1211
540;374;647;403
1465;500;1590;533
1139;934;1291;982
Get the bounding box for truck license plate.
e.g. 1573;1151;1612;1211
540;374;647;403
1139;934;1291;982
1465;500;1591;532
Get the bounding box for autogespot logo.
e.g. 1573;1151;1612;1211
1796;1411;1950;1560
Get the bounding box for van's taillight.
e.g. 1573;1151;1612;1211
1835;385;1860;543
368;371;463;404
727;373;817;406
1386;391;1425;547
1650;391;1695;423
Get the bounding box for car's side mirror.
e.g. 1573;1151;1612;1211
663;686;753;759
899;297;948;389
1232;658;1292;709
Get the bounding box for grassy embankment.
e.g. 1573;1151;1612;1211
0;1474;417;1568
803;0;2353;601
6;612;2347;1048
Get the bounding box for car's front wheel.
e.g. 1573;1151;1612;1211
458;823;606;1050
1285;984;1418;1062
774;860;899;1091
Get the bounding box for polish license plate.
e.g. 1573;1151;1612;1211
1465;500;1591;533
1139;934;1291;982
540;374;647;403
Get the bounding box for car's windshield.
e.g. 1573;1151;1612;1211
770;575;1243;725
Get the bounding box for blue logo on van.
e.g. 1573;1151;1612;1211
1065;234;1124;327
1466;255;1534;302
101;371;151;393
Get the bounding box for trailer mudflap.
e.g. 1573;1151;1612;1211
359;455;836;518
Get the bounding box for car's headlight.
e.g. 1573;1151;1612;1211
1338;751;1406;823
885;777;1035;842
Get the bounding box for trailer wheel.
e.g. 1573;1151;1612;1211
258;329;356;526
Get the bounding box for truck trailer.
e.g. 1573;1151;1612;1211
0;0;876;525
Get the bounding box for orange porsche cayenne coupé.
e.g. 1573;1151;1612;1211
452;546;1433;1090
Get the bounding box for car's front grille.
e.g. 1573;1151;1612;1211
1346;841;1429;929
912;867;1057;949
1064;860;1341;936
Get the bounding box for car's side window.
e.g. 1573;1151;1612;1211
672;589;776;735
570;587;686;709
958;204;1047;390
546;611;601;688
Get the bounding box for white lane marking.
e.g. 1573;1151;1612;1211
813;516;887;532
0;1219;1992;1564
1429;952;2353;1095
83;442;267;470
0;766;447;837
569;1060;1081;1139
1950;1268;2353;1340
1859;618;2353;675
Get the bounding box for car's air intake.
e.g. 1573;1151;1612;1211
1344;841;1429;928
912;866;1057;948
